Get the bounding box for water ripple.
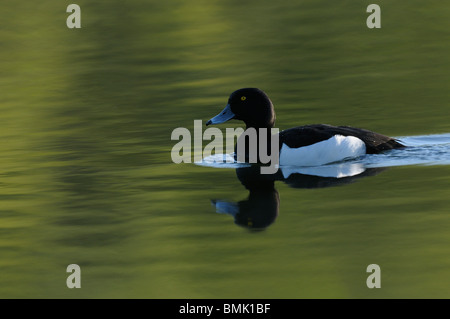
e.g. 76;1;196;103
197;133;450;170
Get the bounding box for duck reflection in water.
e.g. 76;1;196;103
211;163;385;230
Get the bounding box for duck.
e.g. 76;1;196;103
206;88;405;167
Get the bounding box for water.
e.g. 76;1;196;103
0;1;449;298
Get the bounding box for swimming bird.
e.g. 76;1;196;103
206;88;405;167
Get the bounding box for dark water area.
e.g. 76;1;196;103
0;1;449;298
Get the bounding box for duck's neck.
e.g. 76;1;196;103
245;119;276;137
244;117;275;131
236;124;277;164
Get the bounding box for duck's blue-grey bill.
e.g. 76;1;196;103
211;199;239;216
206;104;235;126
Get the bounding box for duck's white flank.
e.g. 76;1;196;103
279;134;366;167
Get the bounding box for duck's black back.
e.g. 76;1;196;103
279;124;405;154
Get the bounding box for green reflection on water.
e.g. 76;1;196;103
0;0;449;298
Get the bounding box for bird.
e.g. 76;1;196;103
206;88;405;167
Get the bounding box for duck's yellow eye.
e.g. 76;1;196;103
241;96;246;101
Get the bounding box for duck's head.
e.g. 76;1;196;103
206;88;276;129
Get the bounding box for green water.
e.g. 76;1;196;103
0;1;449;298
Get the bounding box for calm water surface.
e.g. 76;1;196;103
0;1;449;298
